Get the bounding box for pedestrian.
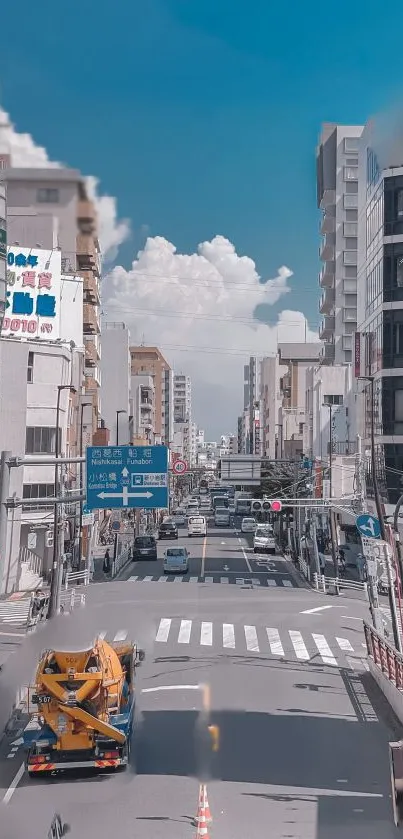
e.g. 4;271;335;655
103;549;111;574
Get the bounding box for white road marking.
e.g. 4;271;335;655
2;762;25;803
189;576;199;583
341;616;362;621
336;637;354;652
220;577;229;584
200;622;213;646
223;623;235;648
301;605;341;614
251;578;261;585
312;633;338;666
98;630;107;640
142;685;200;693
204;577;214;583
245;625;259;652
178;619;192;644
241;546;252;573
266;628;285;656
236;578;245;585
143;575;153;582
267;579;277;586
289;630;310;660
10;737;24;747
128;575;138;582
158;575;168;582
282;579;292;587
156;618;171;643
173;576;183;583
113;629;128;642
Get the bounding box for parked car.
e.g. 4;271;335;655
241;517;257;533
158;521;178;540
188;515;207;537
253;528;276;554
132;535;158;560
163;546;190;574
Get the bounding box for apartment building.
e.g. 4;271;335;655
0;164;101;443
243;357;262;455
356;121;403;509
0;182;6;330
174;374;192;422
130;374;155;444
130;346;173;445
100;322;131;445
317;123;363;365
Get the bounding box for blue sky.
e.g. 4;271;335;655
2;0;403;431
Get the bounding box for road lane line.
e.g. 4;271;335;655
245;625;259;652
220;577;229;584
282;579;293;587
336;637;354;652
98;630;107;639
128;575;138;582
156;618;171;643
142;685;200;693
158;575;168;581
312;634;338;666
201;535;207;578
236;578;245;585
200;621;213;646
251;578;261;585
3;762;25;803
143;575;153;582
223;623;235;648
266;628;285;656
178;619;192;644
189;576;199;583
241;546;252;573
113;630;128;642
289;630;310;660
267;579;277;586
204;576;214;583
302;605;340;615
173;576;183;582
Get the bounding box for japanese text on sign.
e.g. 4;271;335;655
1;247;61;339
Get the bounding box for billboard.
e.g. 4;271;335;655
2;246;61;340
331;406;348;453
354;332;361;377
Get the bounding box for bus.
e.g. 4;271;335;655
212;495;229;510
209;485;235;500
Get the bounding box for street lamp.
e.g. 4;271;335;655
48;384;76;619
359;375;400;650
116;410;127;445
78;402;91;569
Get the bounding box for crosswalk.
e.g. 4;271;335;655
94;621;361;668
0;598;31;627
127;574;296;588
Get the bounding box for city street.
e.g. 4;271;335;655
0;526;399;838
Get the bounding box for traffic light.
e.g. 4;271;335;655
389;741;403;827
251;499;282;513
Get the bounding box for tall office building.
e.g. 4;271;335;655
173;374;192;422
317;123;363;365
357;120;403;508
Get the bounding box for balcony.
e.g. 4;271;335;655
82;271;100;306
319;261;335;289
319;287;335;315
319;189;336;209
320;213;336;235
319;235;335;262
77;234;98;273
320;343;335;364
84;339;98;367
83;303;100;334
319;316;335;340
77;200;97;233
85;375;98;393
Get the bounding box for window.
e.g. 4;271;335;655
37;188;59;203
25;426;61;454
344;222;357;236
27;351;34;383
344;137;359;153
345;209;358;222
344;167;358;181
344;194;358;209
344;350;352;362
343;279;357;293
345;237;358;250
384;243;403;302
343;251;357;265
344;265;357;279
345;181;358;194
22;483;55;510
323;394;344;406
345;157;358;166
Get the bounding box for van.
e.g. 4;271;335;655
188;516;207;537
214;509;230;527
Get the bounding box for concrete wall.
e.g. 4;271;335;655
101;324;131;445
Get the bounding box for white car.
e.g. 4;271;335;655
163;546;190;574
241;517;257;534
254;528;276;554
188;515;207;537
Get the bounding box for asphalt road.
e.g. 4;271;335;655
0;524;401;838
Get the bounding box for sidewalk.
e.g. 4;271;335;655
320;552;363;583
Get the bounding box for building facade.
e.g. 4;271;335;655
0;182;6;330
357;122;403;507
130;346;173;445
173;374;191;423
100;322;131;445
130;374;156;444
317;124;363;365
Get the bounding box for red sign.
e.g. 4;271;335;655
172;459;187;475
354;332;361;377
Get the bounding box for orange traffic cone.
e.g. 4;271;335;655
193;783;212;830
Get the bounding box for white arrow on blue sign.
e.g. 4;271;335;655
86;445;169;510
356;513;381;539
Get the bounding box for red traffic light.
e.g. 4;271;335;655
271;500;282;512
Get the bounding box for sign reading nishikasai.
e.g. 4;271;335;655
2;247;61;339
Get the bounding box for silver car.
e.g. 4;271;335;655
163;546;190;574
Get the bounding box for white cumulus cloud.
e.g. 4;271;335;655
0;108;130;262
104;235;319;434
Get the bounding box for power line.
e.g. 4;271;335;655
105;302;320;330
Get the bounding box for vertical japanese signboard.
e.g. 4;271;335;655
2;247;61;340
354;332;361;377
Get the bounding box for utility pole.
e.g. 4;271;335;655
324;402;338;580
0;451;11;594
48;385;75;620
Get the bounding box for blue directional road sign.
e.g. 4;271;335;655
356;513;381;539
86;445;169;510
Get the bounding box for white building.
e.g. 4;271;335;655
317;123;363;365
100;322;131;445
130;374;155;443
174;374;191;423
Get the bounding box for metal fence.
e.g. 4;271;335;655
364;621;403;688
313;573;369;599
26;586;86;629
65;569;90;588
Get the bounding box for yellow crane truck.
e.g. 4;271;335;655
23;636;145;775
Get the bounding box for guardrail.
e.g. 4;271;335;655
364;621;403;688
313;573;369;599
112;545;131;577
65;569;90;588
60;587;86;611
26;585;86;629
